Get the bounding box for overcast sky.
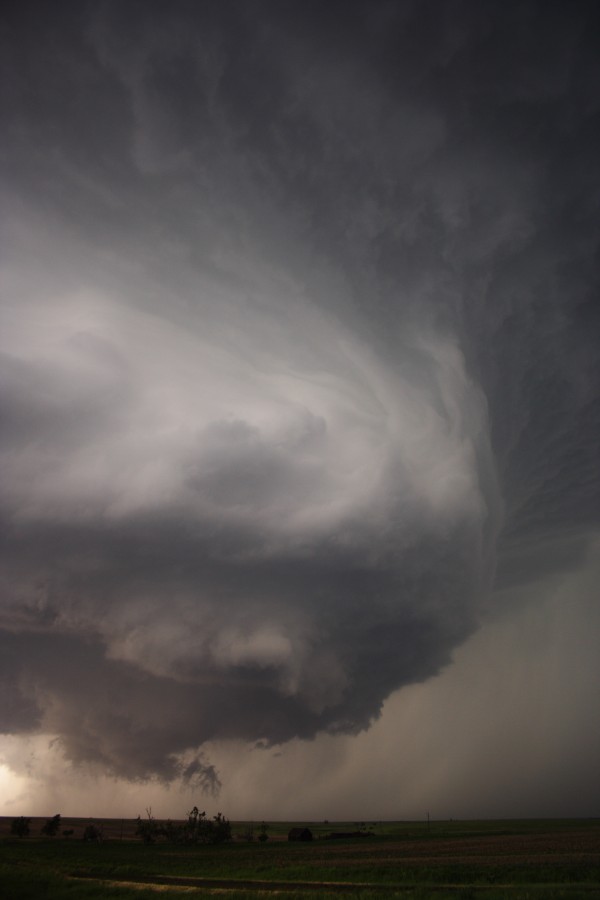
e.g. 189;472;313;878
1;0;599;821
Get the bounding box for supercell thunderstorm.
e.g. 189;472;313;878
0;1;598;789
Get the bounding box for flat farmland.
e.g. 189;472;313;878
1;818;599;899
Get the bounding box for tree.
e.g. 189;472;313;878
11;816;31;838
41;813;61;836
210;812;232;844
241;821;255;842
136;808;159;844
83;823;102;842
134;806;232;845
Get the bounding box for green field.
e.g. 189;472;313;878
1;817;599;899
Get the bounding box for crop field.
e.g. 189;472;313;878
1;817;599;899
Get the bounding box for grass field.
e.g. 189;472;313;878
1;817;599;899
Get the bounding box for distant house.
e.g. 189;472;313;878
288;827;313;841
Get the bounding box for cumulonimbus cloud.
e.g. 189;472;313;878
0;278;498;775
0;0;598;788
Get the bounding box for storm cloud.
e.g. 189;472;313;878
1;1;599;808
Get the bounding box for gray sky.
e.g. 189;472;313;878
1;0;599;820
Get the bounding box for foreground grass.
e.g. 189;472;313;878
1;819;599;899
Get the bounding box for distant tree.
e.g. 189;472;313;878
186;806;204;839
258;821;269;842
241;821;255;842
41;813;61;836
210;812;232;844
136;808;160;844
11;816;31;838
83;823;102;842
132;805;232;846
183;807;231;844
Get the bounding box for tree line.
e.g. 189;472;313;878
135;806;232;844
8;808;231;844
